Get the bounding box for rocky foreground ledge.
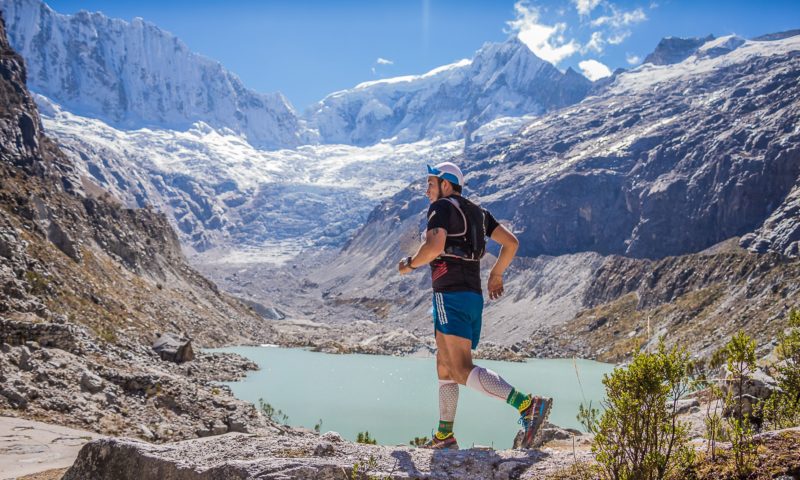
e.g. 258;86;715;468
62;429;591;480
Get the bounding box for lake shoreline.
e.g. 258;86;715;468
263;318;563;362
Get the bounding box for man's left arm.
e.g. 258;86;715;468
487;223;519;299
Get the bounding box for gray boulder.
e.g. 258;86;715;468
152;333;194;363
63;431;587;480
80;370;105;393
18;345;33;371
722;367;778;418
722;367;778;401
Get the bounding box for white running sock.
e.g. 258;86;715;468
438;379;459;422
466;366;513;401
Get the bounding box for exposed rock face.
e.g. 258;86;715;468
357;35;800;261
740;182;800;257
643;35;714;65
471;43;800;260
63;431;592;480
752;29;800;41
549;246;800;362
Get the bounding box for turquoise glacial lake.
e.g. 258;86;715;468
212;346;614;450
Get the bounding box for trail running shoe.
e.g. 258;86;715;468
517;396;553;449
421;433;459;450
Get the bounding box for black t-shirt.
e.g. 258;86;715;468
426;196;500;293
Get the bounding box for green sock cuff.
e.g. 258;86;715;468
506;388;530;410
437;420;454;435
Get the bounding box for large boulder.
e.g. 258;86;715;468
63;431;590;480
152;333;194;364
721;367;778;418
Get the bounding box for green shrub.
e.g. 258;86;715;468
578;341;696;480
350;455;390;480
258;398;289;424
701;381;726;461
722;331;757;478
763;308;800;429
356;431;377;445
24;270;51;295
408;436;428;447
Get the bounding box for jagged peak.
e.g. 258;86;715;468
752;29;800;41
642;34;715;65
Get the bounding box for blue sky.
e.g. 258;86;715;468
46;0;799;111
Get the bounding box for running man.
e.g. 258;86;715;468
398;162;552;450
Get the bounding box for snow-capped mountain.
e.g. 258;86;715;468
305;37;591;146
0;0;305;149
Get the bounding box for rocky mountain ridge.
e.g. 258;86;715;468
0;10;276;444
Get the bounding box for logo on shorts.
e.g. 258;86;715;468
435;293;448;325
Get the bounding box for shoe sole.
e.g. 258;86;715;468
521;398;553;449
421;440;459;450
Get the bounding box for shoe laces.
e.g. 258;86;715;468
518;415;531;432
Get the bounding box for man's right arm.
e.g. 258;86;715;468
398;227;446;274
398;202;449;274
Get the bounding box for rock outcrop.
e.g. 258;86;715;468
153;333;195;364
63;430;592;480
642;35;715;65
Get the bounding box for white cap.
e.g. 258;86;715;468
427;162;464;186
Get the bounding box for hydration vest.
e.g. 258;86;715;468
441;196;487;262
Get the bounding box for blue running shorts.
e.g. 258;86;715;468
432;291;484;349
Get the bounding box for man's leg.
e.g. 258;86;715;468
435;331;459;440
437;332;552;448
420;331;460;449
436;332;523;404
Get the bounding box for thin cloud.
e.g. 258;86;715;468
579;59;612;80
592;7;647;28
607;31;631;44
507;1;580;65
573;0;602;16
376;57;394;65
626;53;641;65
584;31;605;53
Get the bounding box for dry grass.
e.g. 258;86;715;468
691;429;800;479
16;467;68;480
